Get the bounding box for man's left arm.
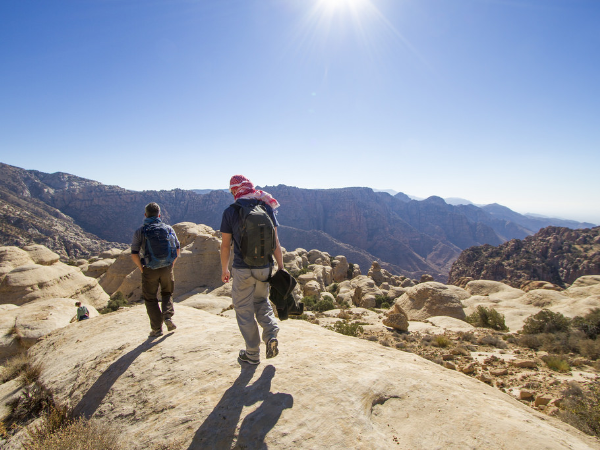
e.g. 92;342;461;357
273;227;284;271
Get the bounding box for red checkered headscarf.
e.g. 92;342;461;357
229;175;280;210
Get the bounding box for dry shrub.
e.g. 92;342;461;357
477;335;508;349
518;334;542;350
1;352;30;384
543;355;570;372
23;416;124;450
559;380;600;436
432;335;451;348
577;339;600;360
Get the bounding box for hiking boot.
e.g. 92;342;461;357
148;329;163;337
164;319;177;332
238;350;260;365
266;338;279;359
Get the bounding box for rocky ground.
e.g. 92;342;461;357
296;307;600;422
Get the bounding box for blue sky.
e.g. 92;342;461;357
1;0;599;224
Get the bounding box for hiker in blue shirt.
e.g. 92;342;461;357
220;175;284;365
131;202;181;337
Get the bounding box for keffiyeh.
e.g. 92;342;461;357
229;175;280;210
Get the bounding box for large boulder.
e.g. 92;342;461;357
306;249;330;266
172;223;218;248
84;258;116;278
16;306;600;450
394;282;467;321
465;280;524;300
382;304;409;332
0;262;109;309
172;233;223;297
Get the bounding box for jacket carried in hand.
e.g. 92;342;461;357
268;269;303;320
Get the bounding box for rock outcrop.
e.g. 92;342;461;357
0;245;109;309
19;305;599;450
448;226;600;288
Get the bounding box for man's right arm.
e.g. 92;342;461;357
130;228;144;273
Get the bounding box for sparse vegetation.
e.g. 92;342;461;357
100;291;129;314
315;298;335;312
559;380;600;437
465;306;509;331
301;295;318;311
327;320;364;337
374;295;392;309
0;352;42;385
543;355;570;372
432;335;451;348
572;308;600;340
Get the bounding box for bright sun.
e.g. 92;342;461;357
319;0;367;12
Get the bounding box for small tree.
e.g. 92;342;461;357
522;309;571;335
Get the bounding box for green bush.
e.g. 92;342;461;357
328;283;339;295
293;267;310;277
315;298;335;312
327;320;364;337
100;291;129;314
522;309;571;335
465;306;509;331
374;295;392;309
301;295;318;311
381;302;390;310
572;308;600;340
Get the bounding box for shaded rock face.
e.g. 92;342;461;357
395;282;467;321
21;306;600;450
448;226;600;288
0;245;109;309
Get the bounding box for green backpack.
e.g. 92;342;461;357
232;201;276;267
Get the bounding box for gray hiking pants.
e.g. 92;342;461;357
231;267;279;357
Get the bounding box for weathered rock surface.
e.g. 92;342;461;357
0;298;99;358
20;306;599;450
0;259;109;309
394;282;468;321
98;249;137;296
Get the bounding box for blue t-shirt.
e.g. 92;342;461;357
220;199;279;269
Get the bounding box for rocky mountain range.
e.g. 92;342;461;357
0;162;595;280
448;226;600;288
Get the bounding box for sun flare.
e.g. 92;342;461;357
319;0;368;13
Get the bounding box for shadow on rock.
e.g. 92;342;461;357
74;334;171;419
188;364;293;450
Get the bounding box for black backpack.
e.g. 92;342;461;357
232;201;276;267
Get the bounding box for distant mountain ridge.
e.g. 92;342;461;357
0;162;594;280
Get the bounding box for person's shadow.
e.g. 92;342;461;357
74;334;171;419
187;364;293;450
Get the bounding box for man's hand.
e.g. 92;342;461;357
222;269;231;283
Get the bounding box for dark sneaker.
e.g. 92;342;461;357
149;329;163;337
164;319;177;332
238;350;260;365
266;338;279;359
